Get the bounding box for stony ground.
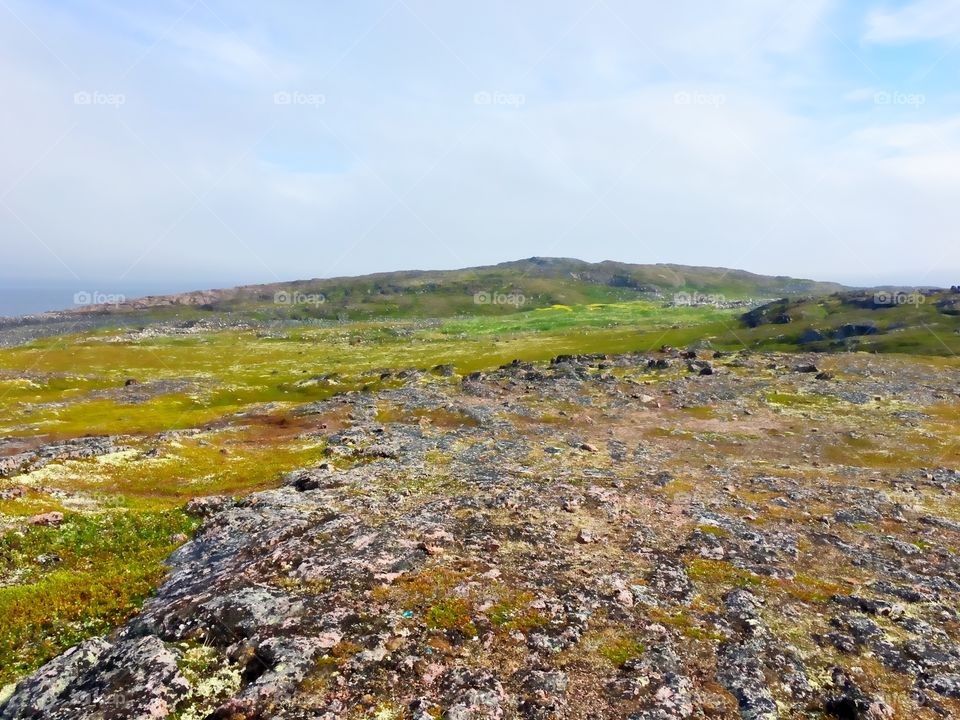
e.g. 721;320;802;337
2;348;960;719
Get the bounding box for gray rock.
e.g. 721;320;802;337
2;636;189;720
717;641;778;720
647;555;693;603
0;638;111;719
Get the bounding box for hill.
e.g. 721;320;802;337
0;258;847;346
739;288;960;355
66;258;849;317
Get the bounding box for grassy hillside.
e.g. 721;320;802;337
133;257;848;317
0;258;851;347
740;289;960;355
11;258;844;322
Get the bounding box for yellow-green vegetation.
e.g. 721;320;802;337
374;566;468;610
5;299;958;441
782;574;848;604
687;558;763;590
0;510;197;685
2;428;328;513
695;524;731;538
0;302;744;438
380;567;478;638
173;643;243;720
596;633;645;668
2;292;960;701
648;607;726;642
687;556;855;612
764;391;835;408
487;590;548;633
425;598;477;637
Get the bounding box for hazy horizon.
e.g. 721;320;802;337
2;256;954;318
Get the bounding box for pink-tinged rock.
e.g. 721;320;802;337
28;511;64;527
316;631;342;650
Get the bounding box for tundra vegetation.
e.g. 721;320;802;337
1;279;959;718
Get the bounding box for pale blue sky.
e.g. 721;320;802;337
1;0;959;308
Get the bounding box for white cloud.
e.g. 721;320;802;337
845;87;877;102
167;26;295;81
0;0;957;295
865;0;960;43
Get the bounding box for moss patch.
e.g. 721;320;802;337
0;510;197;685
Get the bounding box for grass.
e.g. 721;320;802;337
0;302;741;438
0;510;197;685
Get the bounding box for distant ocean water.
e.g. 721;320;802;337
0;280;218;318
0;285;87;317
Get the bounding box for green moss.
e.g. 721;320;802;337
682;405;718;419
0;510;197;685
7;427;328;512
696;524;731;538
425;598;477;637
687;558;763;589
681;626;725;641
765;392;827;408
782;574;846;604
598;635;645;667
487;591;548;633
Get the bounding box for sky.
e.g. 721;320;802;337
1;0;959;313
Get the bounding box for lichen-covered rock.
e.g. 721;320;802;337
647;555;693;603
0;638;111;719
823;667;894;719
2;637;189;720
441;669;507;719
183;495;235;517
716;642;778;720
4;351;960;718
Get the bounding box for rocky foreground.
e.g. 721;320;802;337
3;349;960;719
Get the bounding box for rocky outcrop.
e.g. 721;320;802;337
0;637;188;720
4;350;960;718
